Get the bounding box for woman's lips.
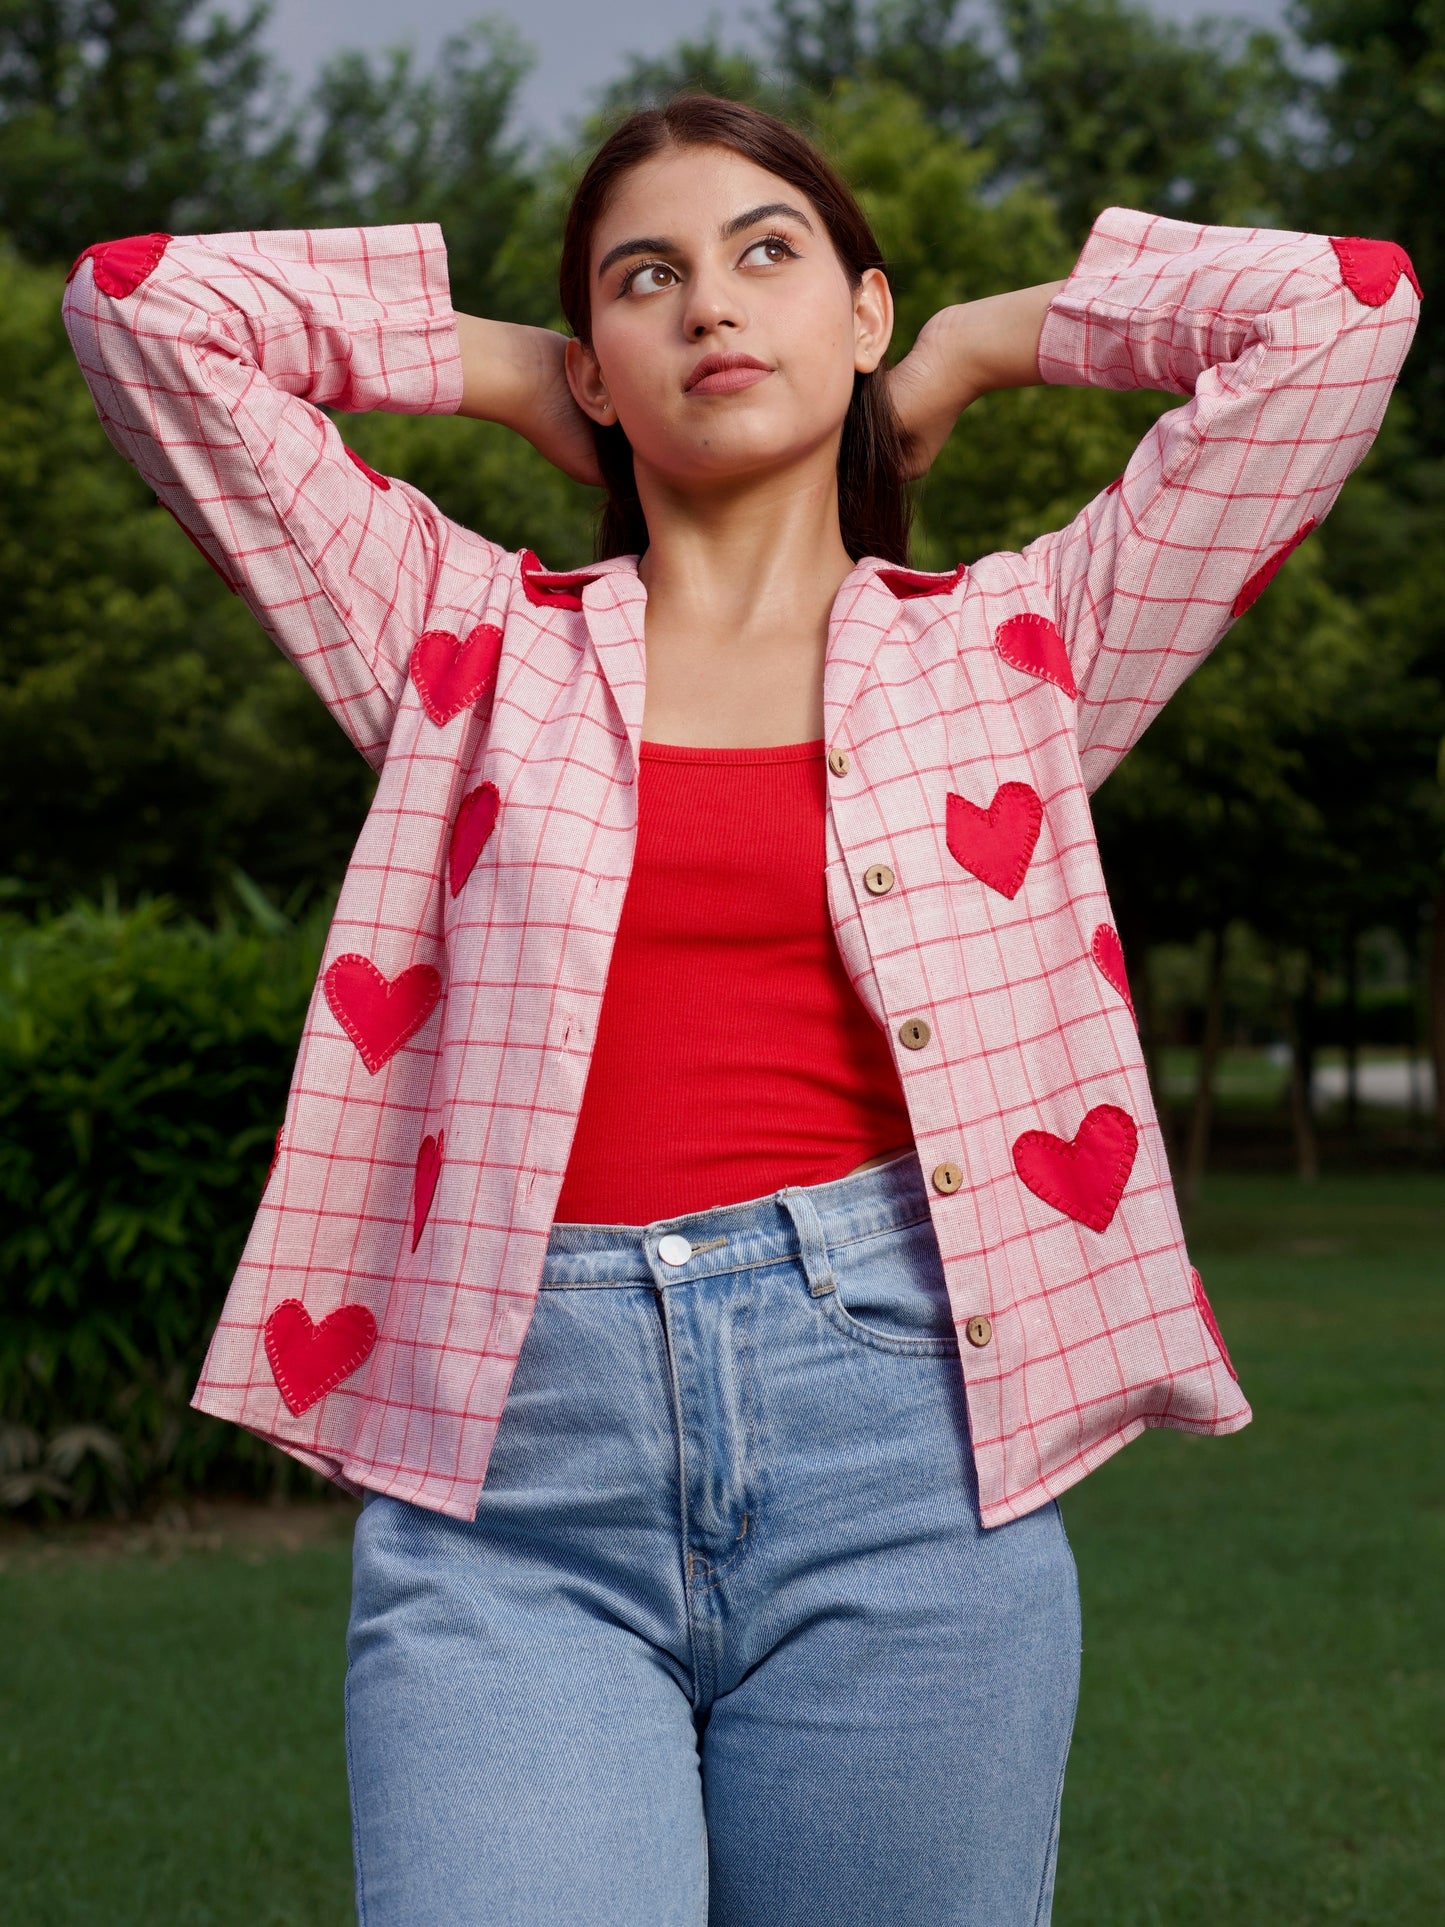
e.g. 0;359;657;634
684;356;772;395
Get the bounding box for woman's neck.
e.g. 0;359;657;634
632;458;859;748
635;455;856;654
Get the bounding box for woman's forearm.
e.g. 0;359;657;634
928;281;1068;409
453;313;601;486
454;315;562;426
888;279;1067;476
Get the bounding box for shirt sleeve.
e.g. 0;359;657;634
1022;207;1421;793
61;224;486;768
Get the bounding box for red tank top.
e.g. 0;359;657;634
553;738;913;1225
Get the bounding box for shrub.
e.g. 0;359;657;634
0;884;332;1517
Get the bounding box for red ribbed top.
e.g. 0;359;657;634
554;738;914;1225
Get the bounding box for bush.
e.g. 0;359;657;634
0;884;331;1517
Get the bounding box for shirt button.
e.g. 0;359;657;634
931;1161;963;1194
657;1234;693;1267
827;746;850;776
898;1017;932;1051
965;1315;993;1348
863;863;895;895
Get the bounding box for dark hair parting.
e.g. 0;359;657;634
558;93;913;567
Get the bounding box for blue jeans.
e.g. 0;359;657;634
344;1150;1082;1924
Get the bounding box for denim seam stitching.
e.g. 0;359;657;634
693;1263;763;1591
816;1292;962;1357
343;1654;368;1924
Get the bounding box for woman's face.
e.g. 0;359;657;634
565;143;893;492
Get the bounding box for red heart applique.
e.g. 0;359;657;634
1191;1268;1237;1381
264;1125;284;1191
876;561;968;600
409;625;503;725
1329;236;1421;307
519;550;601;610
1013;1103;1138;1233
264;1298;377;1416
412;1131;444;1251
1232;518;1317;618
448;782;500;896
995;614;1078;698
1091;924;1136;1021
323;955;442;1074
343;444;391;490
67;232;172;297
945;783;1044;899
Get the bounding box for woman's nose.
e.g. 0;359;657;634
682;267;742;339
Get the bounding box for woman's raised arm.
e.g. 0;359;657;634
1023;210;1418;790
888;211;1419;794
63;223;494;768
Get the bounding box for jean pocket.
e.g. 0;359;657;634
812;1215;961;1355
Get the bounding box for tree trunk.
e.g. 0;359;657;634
1182;926;1226;1217
1287;963;1320;1183
1432;886;1445;1147
1124;917;1176;1172
1343;925;1360;1135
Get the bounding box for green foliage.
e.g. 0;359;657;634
247;19;540;324
1291;0;1445;451
0;889;329;1515
0;0;277;260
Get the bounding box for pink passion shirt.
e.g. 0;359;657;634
62;211;1419;1528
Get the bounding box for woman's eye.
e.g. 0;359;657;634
624;262;679;295
743;236;797;267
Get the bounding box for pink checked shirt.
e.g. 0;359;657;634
63;210;1419;1527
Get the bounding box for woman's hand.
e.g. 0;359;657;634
454;315;603;488
884;280;1068;480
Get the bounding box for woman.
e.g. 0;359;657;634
63;93;1417;1927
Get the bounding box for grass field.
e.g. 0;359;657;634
1;1174;1441;1925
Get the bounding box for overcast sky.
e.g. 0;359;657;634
244;0;1292;143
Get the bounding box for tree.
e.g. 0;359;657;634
0;0;279;259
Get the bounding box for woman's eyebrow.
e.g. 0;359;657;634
597;234;676;278
719;202;815;240
596;203;817;279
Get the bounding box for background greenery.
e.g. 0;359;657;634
0;0;1442;1516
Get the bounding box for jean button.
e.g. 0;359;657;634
657;1233;693;1267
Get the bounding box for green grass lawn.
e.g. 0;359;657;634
2;1174;1441;1925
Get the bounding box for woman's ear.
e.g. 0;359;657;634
565;337;615;426
853;268;895;376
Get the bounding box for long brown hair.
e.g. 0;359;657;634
558;94;913;566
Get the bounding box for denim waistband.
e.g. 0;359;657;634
540;1149;932;1291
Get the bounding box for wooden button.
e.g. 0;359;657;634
827;747;850;776
965;1315;993;1348
898;1017;931;1051
931;1162;963;1194
863;863;894;896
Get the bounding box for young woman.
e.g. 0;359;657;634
64;93;1416;1927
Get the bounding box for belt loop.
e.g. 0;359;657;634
776;1187;838;1298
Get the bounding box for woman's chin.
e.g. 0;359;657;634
640;425;840;495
